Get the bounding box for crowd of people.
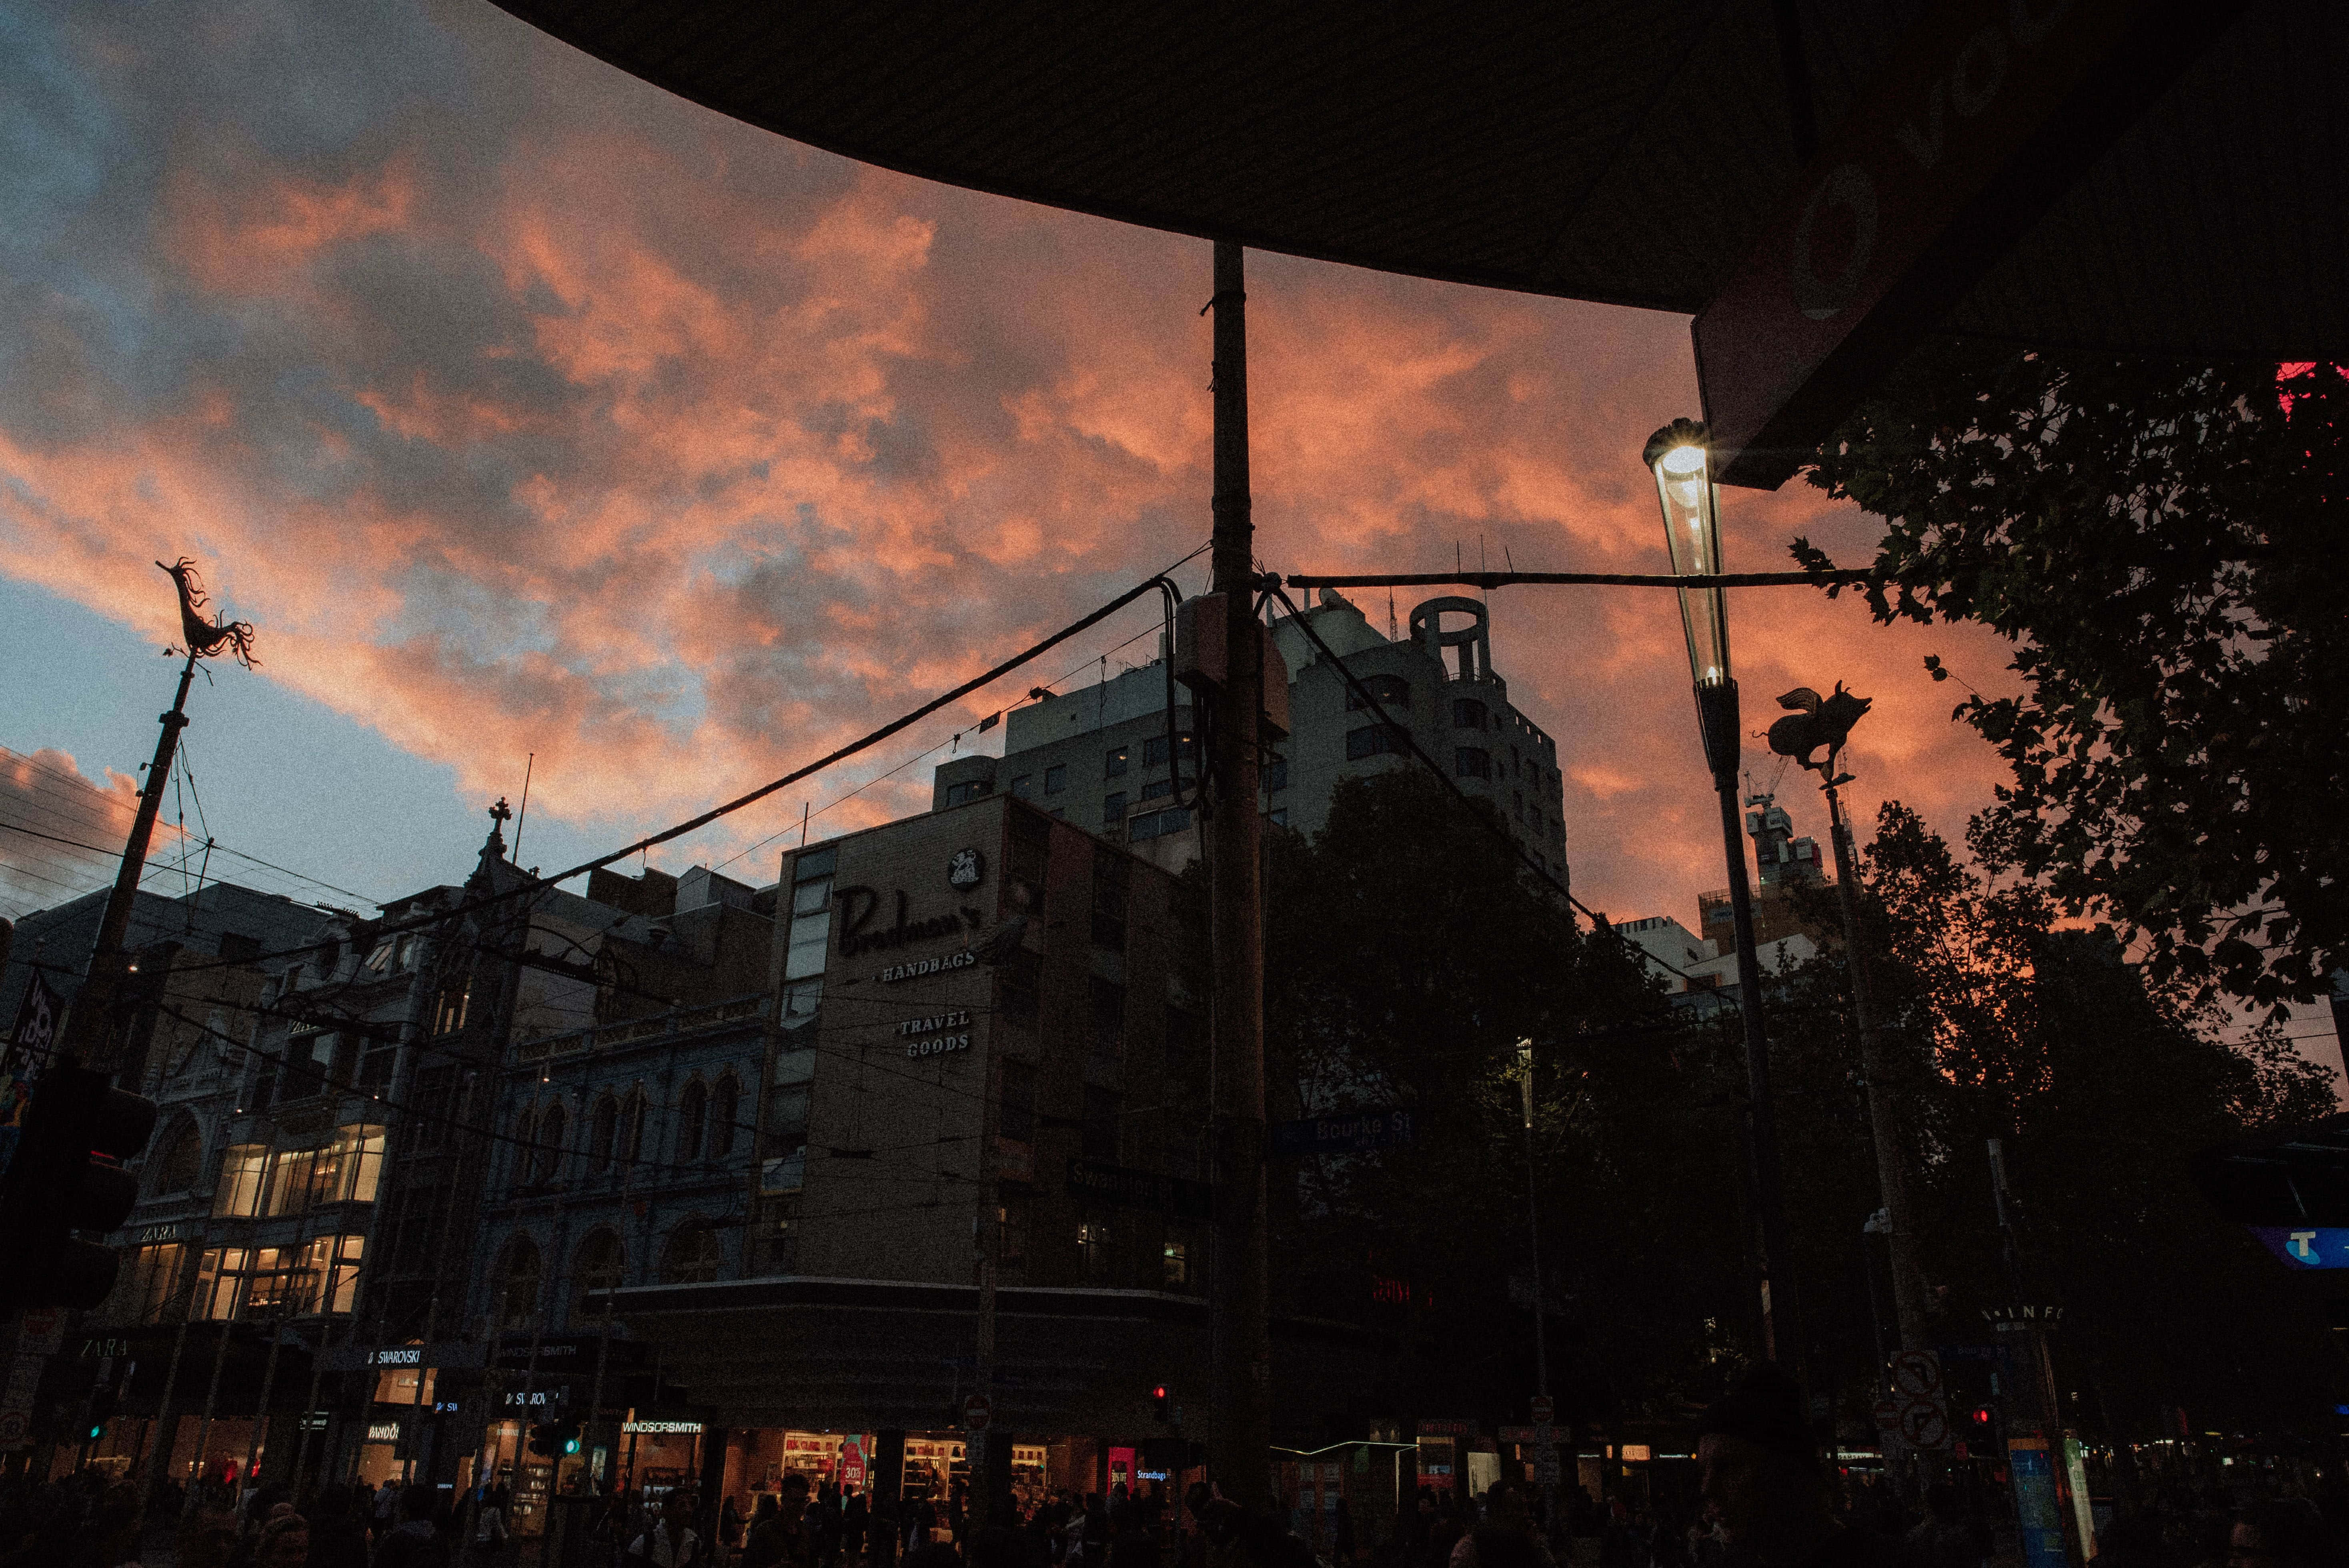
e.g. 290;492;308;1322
3;1369;2345;1568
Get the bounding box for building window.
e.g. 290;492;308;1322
1162;1240;1190;1289
678;1079;707;1162
193;1247;247;1320
493;1236;540;1330
1269;808;1288;827
765;1085;811;1161
1141;733;1194;769
534;1104;567;1185
1044;764;1067;795
213;1144;269;1218
710;1074;741;1159
1140;776;1172;801
782;859;833;1021
1089;981;1125;1069
434;982;471;1036
1456;747;1490;779
661;1221;724;1285
1102;792;1127;837
1346;724;1404;761
1127;807;1192;843
620;1090;646;1165
1263;756;1288;793
589;1095;619;1173
571;1229;625;1323
1082;1085;1120;1161
998;1191;1031;1264
1009;809;1051;903
1346;673;1411;713
129;1243;187;1324
296;1233;364;1316
1453;698;1488;730
1104;745;1129;779
1078;1221;1112;1283
999;1059;1037;1145
945;778;991;806
1001;948;1042;1023
1010;774;1034;798
1092;848;1128;950
152;1122;203;1194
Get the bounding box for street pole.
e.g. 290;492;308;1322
1820;765;1928;1360
1694;681;1798;1372
1517;1042;1558;1530
1206;238;1270;1511
60;653;197;1079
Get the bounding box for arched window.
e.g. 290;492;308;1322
709;1073;741;1159
571;1228;625;1322
619;1089;646;1166
661;1220;724;1284
152;1121;204;1194
588;1095;618;1173
493;1235;542;1330
677;1079;707;1164
534;1104;567;1186
513;1108;537;1186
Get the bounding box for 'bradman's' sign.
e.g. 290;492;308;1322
835;887;983;959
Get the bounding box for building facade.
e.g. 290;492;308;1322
931;591;1570;883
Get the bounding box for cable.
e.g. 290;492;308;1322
158;557;1212;981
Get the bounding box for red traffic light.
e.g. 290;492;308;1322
1153;1385;1168;1400
1973;1406;1992;1424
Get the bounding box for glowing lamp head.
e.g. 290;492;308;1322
1642;419;1732;688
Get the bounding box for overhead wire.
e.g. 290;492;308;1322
155;551;1214;982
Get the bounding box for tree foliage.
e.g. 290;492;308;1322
1798;352;2349;1012
1772;802;2342;1436
1256;769;1750;1425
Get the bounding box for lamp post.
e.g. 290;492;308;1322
1644;419;1799;1370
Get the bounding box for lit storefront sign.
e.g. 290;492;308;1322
623;1420;705;1434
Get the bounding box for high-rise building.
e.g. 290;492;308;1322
931;591;1569;883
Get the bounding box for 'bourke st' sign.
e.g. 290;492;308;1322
1270;1109;1417;1157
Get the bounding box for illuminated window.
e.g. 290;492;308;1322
1104;745;1129;779
130;1243;187;1324
1162;1241;1189;1289
192;1247;249;1320
213;1145;269;1218
1346;674;1411;713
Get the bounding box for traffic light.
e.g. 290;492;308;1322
86;1386;121;1444
1151;1383;1171;1424
0;1065;158;1310
529;1422;561;1457
562;1421;582;1456
1971;1406;1994;1429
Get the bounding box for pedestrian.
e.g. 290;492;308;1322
725;1496;748;1557
1696;1364;1895;1568
372;1484;449;1568
744;1496;790;1568
253;1512;308;1568
471;1486;510;1563
845;1491;870;1566
306;1485;370;1568
629;1490;704;1568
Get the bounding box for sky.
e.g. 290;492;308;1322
0;0;2037;943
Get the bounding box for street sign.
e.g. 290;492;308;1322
1270;1109;1416;1157
1899;1398;1950;1451
1889;1350;1943;1398
963;1393;993;1432
1529;1396;1553;1425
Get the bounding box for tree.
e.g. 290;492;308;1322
1775;802;2343;1438
1798;352;2349;1013
1254;769;1753;1426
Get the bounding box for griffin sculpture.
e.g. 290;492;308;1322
1766;683;1870;771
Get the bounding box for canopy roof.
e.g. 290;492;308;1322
494;1;2343;359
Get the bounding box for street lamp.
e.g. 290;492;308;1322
1644;418;1798;1370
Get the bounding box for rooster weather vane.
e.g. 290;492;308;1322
157;557;259;669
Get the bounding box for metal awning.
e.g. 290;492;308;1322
491;2;2343;359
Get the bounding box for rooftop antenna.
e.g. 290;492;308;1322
1387;590;1398;642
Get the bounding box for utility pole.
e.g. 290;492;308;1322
59;653;197;1079
1517;1041;1559;1528
1206;238;1270;1510
1818;762;1928;1356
